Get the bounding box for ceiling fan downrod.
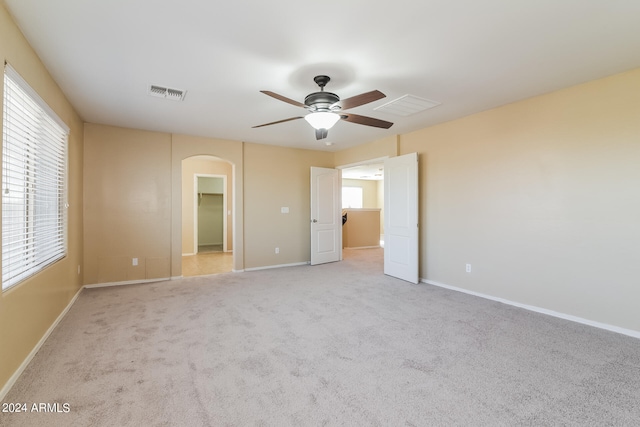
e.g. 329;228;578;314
314;75;330;91
305;75;340;111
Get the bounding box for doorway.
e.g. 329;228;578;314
340;161;386;257
181;156;234;276
338;153;419;284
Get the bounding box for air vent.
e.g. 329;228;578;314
147;84;186;101
374;94;440;116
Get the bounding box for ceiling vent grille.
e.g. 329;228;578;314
374;94;440;116
148;84;186;101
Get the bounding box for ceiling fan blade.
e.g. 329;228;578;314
315;128;329;140
260;90;306;108
252;116;304;128
340;113;393;129
333;90;386;110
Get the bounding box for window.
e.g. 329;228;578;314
2;64;68;291
342;186;363;209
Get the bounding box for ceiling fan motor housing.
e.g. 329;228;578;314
304;75;340;111
304;91;340;111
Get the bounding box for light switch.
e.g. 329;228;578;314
281;207;289;214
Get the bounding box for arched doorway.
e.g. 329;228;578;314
181;155;234;276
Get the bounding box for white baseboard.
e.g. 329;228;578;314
245;262;309;272
183;250;233;256
422;279;640;340
344;245;381;250
84;277;170;289
0;287;83;401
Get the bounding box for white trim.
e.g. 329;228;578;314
422;279;640;340
84;277;170;289
231;269;245;273
0;286;82;401
181;252;196;256
344;245;381;250
245;262;309;272
336;156;390;170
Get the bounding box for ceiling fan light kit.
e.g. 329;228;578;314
254;75;393;140
304;111;340;130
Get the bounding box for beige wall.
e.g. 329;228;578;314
334;68;640;332
181;157;233;254
83;124;172;284
86;131;335;274
334;135;398;166
170;134;244;273
398;68;640;332
1;4;84;393
342;178;382;241
243;142;333;269
84;129;245;278
342;209;381;248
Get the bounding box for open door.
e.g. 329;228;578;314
310;167;342;265
384;153;419;283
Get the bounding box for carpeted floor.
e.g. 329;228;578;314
2;248;640;426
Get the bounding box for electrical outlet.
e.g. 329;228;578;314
465;264;471;273
281;207;289;214
275;247;279;254
132;258;138;266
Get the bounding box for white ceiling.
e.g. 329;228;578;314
4;0;640;152
342;164;385;181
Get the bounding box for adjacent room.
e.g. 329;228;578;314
181;155;235;277
1;1;639;425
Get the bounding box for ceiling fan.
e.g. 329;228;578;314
253;75;393;140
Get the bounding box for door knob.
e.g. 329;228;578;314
312;219;318;223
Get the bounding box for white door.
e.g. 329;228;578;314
384;153;419;283
310;167;342;265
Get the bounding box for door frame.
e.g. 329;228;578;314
337;156;389;246
337;157;390;173
337;155;419;283
194;174;227;254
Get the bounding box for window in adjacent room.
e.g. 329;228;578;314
2;63;69;291
342;186;363;209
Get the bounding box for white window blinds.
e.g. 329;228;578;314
2;64;69;291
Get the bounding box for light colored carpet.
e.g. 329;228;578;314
2;248;640;426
